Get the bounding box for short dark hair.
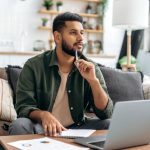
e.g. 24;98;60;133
52;12;83;33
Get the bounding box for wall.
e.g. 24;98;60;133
0;0;48;51
0;0;123;67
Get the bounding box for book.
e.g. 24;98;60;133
57;129;96;139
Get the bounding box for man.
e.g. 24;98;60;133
9;12;113;136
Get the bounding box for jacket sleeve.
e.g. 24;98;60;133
88;63;113;120
15;60;40;118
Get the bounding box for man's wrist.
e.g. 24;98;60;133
88;78;99;86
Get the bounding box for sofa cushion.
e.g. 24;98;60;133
6;65;22;105
142;75;150;99
0;68;7;80
99;66;144;104
0;78;17;122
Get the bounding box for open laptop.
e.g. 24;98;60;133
74;100;150;150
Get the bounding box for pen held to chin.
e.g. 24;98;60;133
75;50;79;61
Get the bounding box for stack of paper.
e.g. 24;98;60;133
8;137;89;150
58;129;96;138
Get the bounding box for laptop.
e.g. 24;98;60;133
74;100;150;150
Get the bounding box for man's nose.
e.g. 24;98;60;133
77;33;84;41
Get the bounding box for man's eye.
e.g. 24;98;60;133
81;32;84;35
70;32;76;35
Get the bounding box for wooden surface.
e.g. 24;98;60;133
39;9;101;18
0;51;116;58
0;130;106;150
38;26;103;33
80;0;100;3
1;130;150;150
0;51;42;56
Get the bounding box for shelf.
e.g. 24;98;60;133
84;29;103;33
86;53;116;58
80;0;101;2
39;9;101;18
0;51;42;56
0;51;116;58
38;26;103;33
79;13;100;18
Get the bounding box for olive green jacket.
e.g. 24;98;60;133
16;50;113;125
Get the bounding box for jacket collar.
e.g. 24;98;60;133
45;49;88;72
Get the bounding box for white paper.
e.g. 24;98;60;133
58;129;96;138
8;137;89;150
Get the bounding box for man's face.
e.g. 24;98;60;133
60;21;85;57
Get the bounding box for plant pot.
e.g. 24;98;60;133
45;6;52;10
42;22;47;26
57;6;62;11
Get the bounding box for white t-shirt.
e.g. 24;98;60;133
52;70;74;127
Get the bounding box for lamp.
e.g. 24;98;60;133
112;0;149;71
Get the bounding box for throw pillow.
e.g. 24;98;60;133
99;66;144;104
142;75;150;99
6;65;22;105
143;84;150;99
0;78;17;122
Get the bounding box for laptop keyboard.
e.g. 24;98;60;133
89;141;105;148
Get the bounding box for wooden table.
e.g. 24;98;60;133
0;130;150;150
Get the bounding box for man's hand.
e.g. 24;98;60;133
40;111;67;136
75;59;109;110
29;110;67;137
75;59;97;83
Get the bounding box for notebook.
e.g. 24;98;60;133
57;129;95;139
75;100;150;150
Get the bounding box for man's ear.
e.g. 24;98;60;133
53;31;62;44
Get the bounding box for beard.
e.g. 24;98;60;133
61;39;83;57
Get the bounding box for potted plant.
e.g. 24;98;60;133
41;18;48;26
43;0;53;10
56;1;63;11
97;0;108;16
86;4;92;14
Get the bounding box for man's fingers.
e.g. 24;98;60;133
56;125;62;134
51;124;57;136
43;124;48;136
62;126;67;131
47;124;52;136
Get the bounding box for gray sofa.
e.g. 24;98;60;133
0;65;147;135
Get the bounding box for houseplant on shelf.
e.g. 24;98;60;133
41;18;48;26
43;0;53;10
96;0;109;30
97;0;108;16
56;1;63;12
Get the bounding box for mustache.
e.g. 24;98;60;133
74;42;84;46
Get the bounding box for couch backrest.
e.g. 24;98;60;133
3;65;144;105
99;65;144;104
6;66;22;105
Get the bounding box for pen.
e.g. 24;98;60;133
75;50;78;61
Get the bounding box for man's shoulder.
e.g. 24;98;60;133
28;50;50;62
26;50;53;66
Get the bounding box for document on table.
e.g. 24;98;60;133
58;129;96;138
8;137;89;150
